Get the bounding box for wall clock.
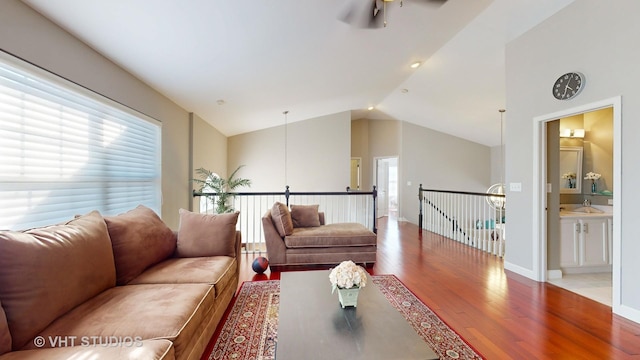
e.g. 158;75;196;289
553;72;584;100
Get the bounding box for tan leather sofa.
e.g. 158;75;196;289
0;206;240;360
262;203;377;269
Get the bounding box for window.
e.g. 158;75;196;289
0;53;161;230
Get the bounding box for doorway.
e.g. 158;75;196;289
545;108;614;306
534;97;621;311
374;157;398;219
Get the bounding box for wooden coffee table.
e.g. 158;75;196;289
276;270;438;359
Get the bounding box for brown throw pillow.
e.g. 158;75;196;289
176;209;239;257
291;204;321;227
104;205;176;285
0;211;116;350
271;202;293;237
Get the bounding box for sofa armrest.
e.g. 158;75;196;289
262;211;286;265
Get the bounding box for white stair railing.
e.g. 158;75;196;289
419;185;506;257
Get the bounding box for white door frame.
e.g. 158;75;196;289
373;156;398;218
533;96;621;311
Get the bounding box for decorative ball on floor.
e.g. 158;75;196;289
252;256;269;274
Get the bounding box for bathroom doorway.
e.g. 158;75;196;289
546;109;614;306
534;97;621;310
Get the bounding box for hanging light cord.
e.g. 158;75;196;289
283;110;289;186
499;109;505;190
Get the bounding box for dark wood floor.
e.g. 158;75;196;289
234;217;640;359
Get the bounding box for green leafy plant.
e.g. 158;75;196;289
193;165;251;213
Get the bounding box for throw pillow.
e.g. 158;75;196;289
291;204;321;227
0;211;115;350
176;209;239;257
271;202;293;237
104;205;176;285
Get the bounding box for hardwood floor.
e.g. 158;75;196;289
235;217;640;359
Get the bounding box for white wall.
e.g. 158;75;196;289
505;0;640;321
0;0;193;229
228;111;351;192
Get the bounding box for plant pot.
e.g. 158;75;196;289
337;287;360;308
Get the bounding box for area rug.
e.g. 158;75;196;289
207;275;483;360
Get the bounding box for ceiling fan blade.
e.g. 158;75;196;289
338;0;384;29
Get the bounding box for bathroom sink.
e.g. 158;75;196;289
560;207;605;215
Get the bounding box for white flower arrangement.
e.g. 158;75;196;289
329;260;368;293
561;172;576;179
584;172;601;180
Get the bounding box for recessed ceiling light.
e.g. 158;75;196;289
367;106;374;111
410;61;421;69
401;89;409;93
216;99;225;105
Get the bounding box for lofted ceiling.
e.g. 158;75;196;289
22;0;573;147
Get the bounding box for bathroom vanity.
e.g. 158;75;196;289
559;205;613;273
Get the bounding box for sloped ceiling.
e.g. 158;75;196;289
22;0;574;146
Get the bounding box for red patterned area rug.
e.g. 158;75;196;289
207;275;483;360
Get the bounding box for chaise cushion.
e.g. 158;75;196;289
271;202;293;237
290;204;321;228
0;301;11;356
0;211;116;350
176;209;239;257
104;205;176;285
284;223;377;248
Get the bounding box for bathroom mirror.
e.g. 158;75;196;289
559;146;583;194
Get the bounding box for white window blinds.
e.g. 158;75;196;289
0;53;161;230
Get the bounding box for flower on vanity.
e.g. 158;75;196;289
584;172;601;180
329;260;368;293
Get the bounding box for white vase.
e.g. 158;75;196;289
337;287;360;308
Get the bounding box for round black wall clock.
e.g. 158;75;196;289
552;72;584;100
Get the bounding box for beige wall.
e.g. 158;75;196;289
400;121;491;223
506;0;640;317
351;119;402;192
0;0;192;229
228;111;351;192
190;113;228;211
351;119;371;190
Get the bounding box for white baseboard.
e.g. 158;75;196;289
614;304;640;325
547;269;563;280
504;261;540;281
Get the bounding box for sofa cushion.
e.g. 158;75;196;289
23;284;214;360
290;204;321;228
0;301;10;356
104;205;176;285
129;256;238;299
1;339;175;360
284;223;377;248
0;211;116;350
271;202;293;237
176;209;239;257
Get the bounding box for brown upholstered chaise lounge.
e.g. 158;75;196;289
262;203;377;269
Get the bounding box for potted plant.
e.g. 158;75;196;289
193;165;251;213
329;260;368;308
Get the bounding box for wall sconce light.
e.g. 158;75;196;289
559;128;585;138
